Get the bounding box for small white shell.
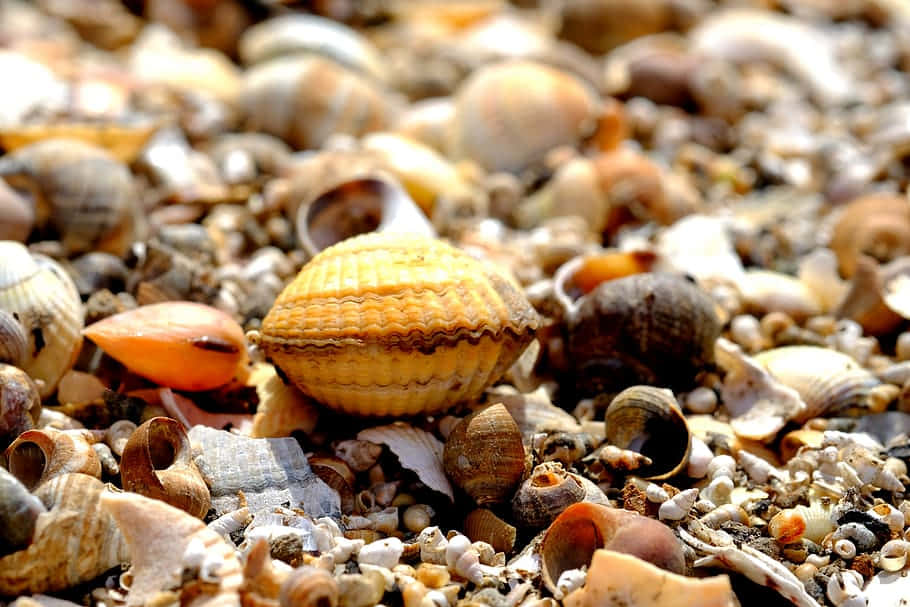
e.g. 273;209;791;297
658;488;699;521
833;539;857;560
879;539;909;572
358;537;403;570
358;423;454;501
826;570;865;607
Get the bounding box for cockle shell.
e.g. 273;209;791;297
829;194;910;278
447;61;601;173
255;233;540;416
5;428;101;490
0;467;45;555
84;302;248;392
0;139;136;256
0;473;129;596
120;417;211;518
0;241;83;398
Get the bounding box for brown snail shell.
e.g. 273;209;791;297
443;403;527;506
511;461;586;528
0;241;83;398
0;467;46;555
604;386;690;480
539;501;685;595
0;363;41;450
0;139;136;256
240;55;394;150
308;455;356;514
566;273;721;396
254;233;540;416
447;60;602;174
120;417;211;519
0;473;129;596
463;508;517;554
5;428;102;490
829;193;910;279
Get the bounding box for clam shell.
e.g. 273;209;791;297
240;56;393;150
5;428;102;490
564;549;736;607
0;139;136;256
447;61;601;173
187;425;341;518
0;473;128;596
463;508;517;554
567;273;721;395
0;363;41;449
604;386;691;480
120;417;211;518
256;233;540;416
443;403;526;506
358;423;454;501
0;241;83;397
0;467;46;555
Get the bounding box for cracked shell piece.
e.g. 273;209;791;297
256;233;541;416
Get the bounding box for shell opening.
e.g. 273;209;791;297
541;517;603;590
533;471;562;488
301;179;385;253
7;441;46;490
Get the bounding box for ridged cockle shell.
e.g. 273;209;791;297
255;233;541;416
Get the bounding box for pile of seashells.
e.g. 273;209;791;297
9;1;910;606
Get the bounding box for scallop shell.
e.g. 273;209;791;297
120;417;211;519
567;273;721;395
0;467;46;555
754;345;892;420
511;461;586;529
568;549;736;607
443;403;527;506
0;139;136;256
604;386;691;480
447;60;601;173
0;241;83;398
5;428;102;490
84;302;248;392
187;425;341;518
0;473;129;596
829;194;910;278
100;490;243;607
0;363;41;449
240;56;393;150
255;233;540;417
539;502;686;595
463;508;517;555
358;423;454;501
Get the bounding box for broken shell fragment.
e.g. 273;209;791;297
563;549;736;607
120;417;211;518
540;502;686;594
84;301;248;392
255;233;540;416
5;428;101;490
604;386;691;480
358;423;454;501
443;403;527;506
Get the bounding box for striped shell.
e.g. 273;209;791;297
0;241;83;397
256;233;541;416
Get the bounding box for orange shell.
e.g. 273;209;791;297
257;233;541;416
83;302;247;392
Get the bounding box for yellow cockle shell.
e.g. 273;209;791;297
256;232;541;416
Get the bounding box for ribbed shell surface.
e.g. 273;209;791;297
258;233;540;416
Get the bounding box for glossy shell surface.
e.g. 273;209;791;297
257;233;541;416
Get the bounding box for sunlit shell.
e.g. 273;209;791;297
0;139;136;256
84;302;248;392
358;423;454;501
5;428;101;490
0;473;128;596
255;233;540;416
0;241;83;397
0;467;45;555
249;363;321;439
443;403;527;506
240;56;394;150
491;385;583;440
447;61;601;173
736;269;821;321
594;148;683;232
120;417;211;519
829;194;910;278
463;508;516;554
0;121;158;164
392;97;457;153
514;157;609;232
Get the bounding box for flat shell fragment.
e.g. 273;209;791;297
357;423;454;501
188;426;340;518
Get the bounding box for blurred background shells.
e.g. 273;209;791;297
829;193;910;278
0;241;83;398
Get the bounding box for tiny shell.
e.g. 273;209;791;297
564;549;736;607
358;423;454;501
0;363;41;449
84;302;248;392
463;508;516;555
308;455;355;514
0;241;83;398
5;428;102;490
255;233;540;416
443;403;526;506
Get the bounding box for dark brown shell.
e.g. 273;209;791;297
510;461;586;528
567;273;721;396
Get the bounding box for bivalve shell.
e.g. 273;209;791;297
255;233;540;416
0;241;83;398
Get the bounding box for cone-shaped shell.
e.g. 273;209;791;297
256;233;541;416
443;403;527;506
84;301;247;392
0;473;129;596
120;417;211;518
539;502;685;594
0;241;83;397
5;428;101;490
